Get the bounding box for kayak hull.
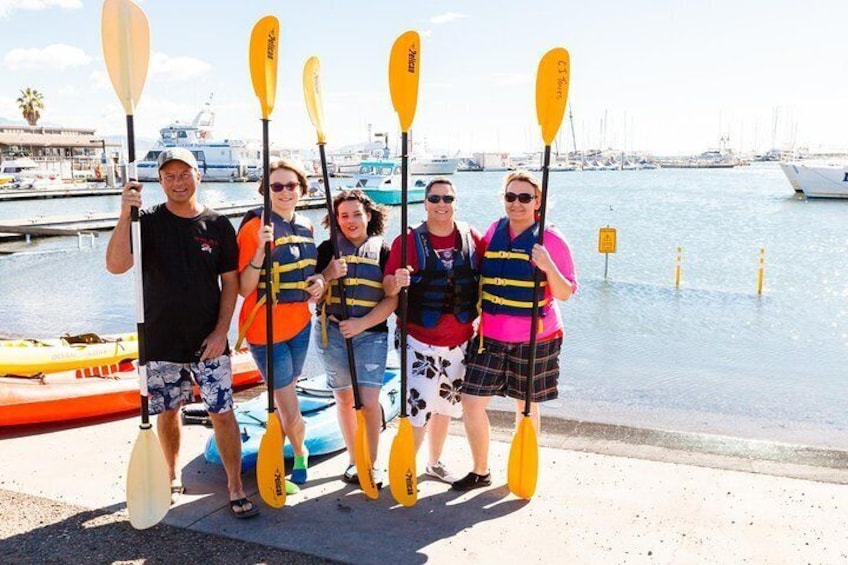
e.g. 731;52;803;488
204;367;402;470
0;350;262;427
0;333;139;376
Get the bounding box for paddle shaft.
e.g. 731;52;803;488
261;118;275;413
523;144;552;417
398;131;410;418
124;113;151;427
317;143;365;410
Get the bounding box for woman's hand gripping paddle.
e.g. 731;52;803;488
102;0;166;530
250;15;287;509
303;56;378;499
507;47;570;500
387;30;421;507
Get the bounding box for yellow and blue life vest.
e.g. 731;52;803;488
242;207;317;304
407;221;479;328
323;234;385;319
480;218;548;317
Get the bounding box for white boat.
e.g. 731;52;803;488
779;162;803;193
136;100;260;182
781;162;848;199
410;155;459;176
0;156;64;189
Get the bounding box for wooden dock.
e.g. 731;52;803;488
0;186;122;202
0;197;328;243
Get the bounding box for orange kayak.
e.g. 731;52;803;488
0;349;262;427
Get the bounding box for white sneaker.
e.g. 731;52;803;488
425;461;459;484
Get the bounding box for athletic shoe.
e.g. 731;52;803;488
451;471;492;491
341;464;383;489
341;464;358;484
425;461;459;484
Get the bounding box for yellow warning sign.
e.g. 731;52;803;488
598;227;617;254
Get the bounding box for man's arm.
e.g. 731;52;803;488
105;182;143;274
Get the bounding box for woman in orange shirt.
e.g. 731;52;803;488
237;159;325;486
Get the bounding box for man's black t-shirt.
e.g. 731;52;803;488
139;204;238;362
315;238;390;333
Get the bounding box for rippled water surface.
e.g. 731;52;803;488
1;164;845;448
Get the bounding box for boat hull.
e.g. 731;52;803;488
0;349;262;427
361;187;425;205
0;333;138;376
410;158;459;176
204;367;401;469
786;163;848;198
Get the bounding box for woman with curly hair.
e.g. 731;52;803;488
316;189;396;487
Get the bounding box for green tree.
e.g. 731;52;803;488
16;88;45;126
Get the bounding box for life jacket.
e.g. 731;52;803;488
241;207;317;304
235;208;318;350
324;234;385;318
479;217;548;317
407;221;479;328
319;235;385;345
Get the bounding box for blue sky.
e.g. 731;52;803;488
1;0;847;156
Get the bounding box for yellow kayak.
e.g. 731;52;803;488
0;333;139;376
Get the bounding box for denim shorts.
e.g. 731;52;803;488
249;322;311;390
315;320;388;390
145;355;233;415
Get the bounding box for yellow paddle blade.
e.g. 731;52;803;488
256;413;286;508
354;410;378;499
126;427;170;530
388;417;418;506
535;47;570;147
388;30;420;133
302;56;326;144
249;15;280;120
507;416;539;499
101;0;150;116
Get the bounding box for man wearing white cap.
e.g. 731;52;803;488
106;147;258;518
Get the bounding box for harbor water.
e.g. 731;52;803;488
0;164;845;450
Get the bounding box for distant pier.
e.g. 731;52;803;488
0;197;328;243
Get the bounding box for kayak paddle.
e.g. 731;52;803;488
507;47;570;500
387;30;421;507
249;15;286;509
102;0;168;530
303;56;378;499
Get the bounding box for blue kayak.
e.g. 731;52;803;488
204;366;401;471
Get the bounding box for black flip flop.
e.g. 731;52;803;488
229;497;260;519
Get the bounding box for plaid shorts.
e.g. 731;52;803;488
463;335;562;402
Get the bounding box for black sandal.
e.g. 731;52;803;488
451;472;492;491
229;497;260;519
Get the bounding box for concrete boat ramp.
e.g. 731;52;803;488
1;409;847;563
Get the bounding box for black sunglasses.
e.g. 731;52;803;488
270;182;300;193
426;194;456;204
504;192;535;203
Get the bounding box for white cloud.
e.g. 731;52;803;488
429;12;467;25
148;51;212;81
490;73;533;87
4;43;91;71
0;0;82;19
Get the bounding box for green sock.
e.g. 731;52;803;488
294;453;309;470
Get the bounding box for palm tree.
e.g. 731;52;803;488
16;88;45;126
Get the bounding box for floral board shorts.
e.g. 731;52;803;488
463;335;562;403
145;355;233;415
404;334;466;427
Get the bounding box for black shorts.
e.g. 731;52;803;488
463;335;562;402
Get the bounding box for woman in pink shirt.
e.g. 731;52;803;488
454;170;577;491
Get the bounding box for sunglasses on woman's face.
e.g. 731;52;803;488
270;182;300;193
426;194;455;204
504;192;535;203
